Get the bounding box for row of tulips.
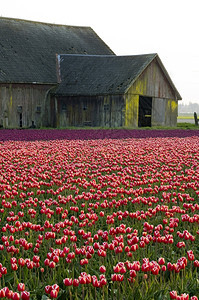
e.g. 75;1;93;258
0;128;199;141
0;133;198;299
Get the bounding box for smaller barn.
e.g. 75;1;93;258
52;54;182;128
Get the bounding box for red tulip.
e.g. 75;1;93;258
3;287;13;299
99;265;106;273
73;279;79;287
158;257;165;265
12;292;20;300
50;289;58;298
170;291;177;299
79;276;87;284
130;270;137;278
0;267;7;274
180;294;189;300
117;274;124;282
49;261;56;268
17;283;25;292
187;250;195;261
11;263;18;271
63;278;72;286
0;289;6;298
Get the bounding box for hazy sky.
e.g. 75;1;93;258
1;0;199;104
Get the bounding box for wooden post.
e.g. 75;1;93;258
194;112;198;126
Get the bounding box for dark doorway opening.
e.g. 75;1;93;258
19;113;22;128
138;96;152;127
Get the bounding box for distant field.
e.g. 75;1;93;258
177;115;195;123
178;116;194;119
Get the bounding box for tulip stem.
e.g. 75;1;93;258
181;269;184;291
69;287;72;300
190;262;193;280
14;271;18;287
19;266;22;283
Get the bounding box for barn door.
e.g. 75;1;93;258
82;98;92;126
138;96;152;127
17;106;23;128
19;113;22;128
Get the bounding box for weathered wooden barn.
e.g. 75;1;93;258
52;54;182;127
0;17;181;128
0;17;114;128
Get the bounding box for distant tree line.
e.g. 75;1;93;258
178;102;199;114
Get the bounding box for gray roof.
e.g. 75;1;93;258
54;54;182;100
0;17;114;84
55;53;157;95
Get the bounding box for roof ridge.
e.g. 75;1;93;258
59;53;157;57
0;16;91;29
0;17;115;83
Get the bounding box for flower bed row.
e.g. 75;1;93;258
0;128;199;141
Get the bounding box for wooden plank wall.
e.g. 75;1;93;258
54;95;124;128
0;83;53;128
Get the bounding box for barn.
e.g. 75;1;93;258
0;17;181;128
52;54;182;128
0;17;114;128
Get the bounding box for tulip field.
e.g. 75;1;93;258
0;129;199;300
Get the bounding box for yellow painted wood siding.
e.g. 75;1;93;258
125;94;139;127
165;99;178;126
127;59;177;99
124;59;178;127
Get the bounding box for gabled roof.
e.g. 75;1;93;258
54;54;182;100
55;54;156;95
0;17;114;84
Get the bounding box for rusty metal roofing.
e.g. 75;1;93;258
0;17;115;84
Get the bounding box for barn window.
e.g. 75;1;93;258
104;104;109;111
62;103;67;111
83;104;87;110
17;105;22;113
36;106;41;113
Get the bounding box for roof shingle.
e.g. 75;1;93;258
0;17;114;84
54;54;157;95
